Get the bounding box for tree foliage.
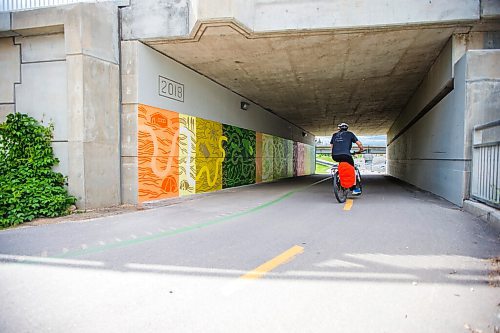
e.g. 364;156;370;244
0;113;76;227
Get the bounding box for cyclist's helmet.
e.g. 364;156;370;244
338;122;349;130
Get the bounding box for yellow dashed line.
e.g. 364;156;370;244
343;199;353;211
240;245;304;280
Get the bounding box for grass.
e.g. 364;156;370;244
317;154;334;163
316;154;335;174
315;163;331;174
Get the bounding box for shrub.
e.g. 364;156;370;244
0;113;76;227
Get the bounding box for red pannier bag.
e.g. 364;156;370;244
338;162;356;188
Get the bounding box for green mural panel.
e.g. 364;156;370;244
222;124;256;188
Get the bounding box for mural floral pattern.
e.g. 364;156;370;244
255;132;263;183
178;114;196;196
137;104;315;203
222;124;256;188
195;118;226;193
273;136;287;180
261;134;275;182
138;104;179;202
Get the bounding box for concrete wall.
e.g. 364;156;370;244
0;37;19;122
463;50;500;140
121;41;315;204
14;33;68;177
0;3;121;210
482;0;500;18
387;93;468;206
194;0;479;32
387;34;500;207
121;0;480;40
463;49;500;174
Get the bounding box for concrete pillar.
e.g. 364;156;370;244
66;3;120;209
120;41;139;204
462;50;500;163
4;3;121;210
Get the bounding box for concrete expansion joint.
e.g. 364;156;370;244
20;59;65;65
465;78;500;83
65;52;119;66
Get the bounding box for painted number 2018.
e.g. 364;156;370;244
159;75;184;102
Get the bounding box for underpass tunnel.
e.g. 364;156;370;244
119;0;500;208
0;0;499;209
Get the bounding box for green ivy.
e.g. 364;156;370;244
0;113;76;227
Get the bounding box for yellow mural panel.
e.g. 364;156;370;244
195;118;226;193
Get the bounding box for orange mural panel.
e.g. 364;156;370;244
138;104;180;202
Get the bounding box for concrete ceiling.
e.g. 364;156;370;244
146;22;464;136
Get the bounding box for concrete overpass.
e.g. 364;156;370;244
0;0;499;211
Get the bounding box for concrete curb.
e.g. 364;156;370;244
463;200;500;234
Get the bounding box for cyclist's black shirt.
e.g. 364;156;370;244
330;130;358;156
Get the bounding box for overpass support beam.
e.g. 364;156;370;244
121;0;480;40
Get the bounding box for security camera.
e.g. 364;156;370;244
240;101;249;110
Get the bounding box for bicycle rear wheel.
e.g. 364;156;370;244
333;173;348;203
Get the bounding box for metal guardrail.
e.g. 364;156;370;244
0;0;124;12
471;119;500;208
315;145;386;154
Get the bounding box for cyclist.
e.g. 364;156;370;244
330;123;364;195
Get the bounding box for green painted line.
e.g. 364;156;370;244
55;177;330;259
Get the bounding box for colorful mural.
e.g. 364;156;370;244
195;118;225;193
178;114;196;196
138;104;179;202
273;136;286;180
137;104;315;203
261;134;274;183
255;132;263;183
286;139;294;178
222;124;256;188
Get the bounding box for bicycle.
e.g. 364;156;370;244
331;152;363;203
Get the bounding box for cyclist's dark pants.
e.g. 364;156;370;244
332;154;354;167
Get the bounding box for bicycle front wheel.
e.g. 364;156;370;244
355;168;363;194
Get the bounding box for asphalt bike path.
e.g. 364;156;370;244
0;174;499;332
